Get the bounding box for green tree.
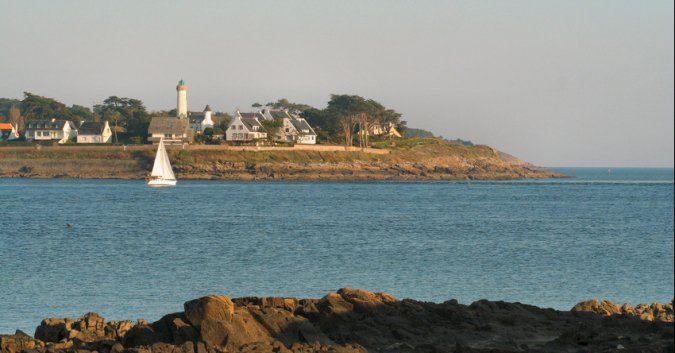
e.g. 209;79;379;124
69;105;93;122
94;96;151;139
261;118;283;142
21;92;73;121
0;98;21;119
266;98;313;112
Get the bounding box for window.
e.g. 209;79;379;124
238;125;243;130
285;128;289;133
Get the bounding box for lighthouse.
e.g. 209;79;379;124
176;79;188;118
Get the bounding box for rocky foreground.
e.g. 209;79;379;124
1;289;673;353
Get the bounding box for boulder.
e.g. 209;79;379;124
35;318;71;343
105;321;134;340
123;324;161;347
336;288;396;313
198;319;229;347
170;318;199;345
1;330;44;353
571;299;620;316
317;293;353;316
183;295;234;327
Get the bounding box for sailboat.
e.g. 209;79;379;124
147;139;177;187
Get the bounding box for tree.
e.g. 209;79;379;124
0;98;21;119
261;118;283;142
69;105;93;122
252;102;262;109
95;96;151;138
21;92;73;121
8;104;23;131
266;98;313;112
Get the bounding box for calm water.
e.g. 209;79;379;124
0;168;673;333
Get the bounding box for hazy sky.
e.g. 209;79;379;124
1;1;673;167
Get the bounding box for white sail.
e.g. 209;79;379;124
161;142;176;180
150;140;176;180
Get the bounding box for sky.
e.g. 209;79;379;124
1;1;673;167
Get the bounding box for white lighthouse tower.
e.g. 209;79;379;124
176;79;188;118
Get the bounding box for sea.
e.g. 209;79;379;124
0;167;673;334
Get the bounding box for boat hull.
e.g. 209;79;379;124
147;179;177;187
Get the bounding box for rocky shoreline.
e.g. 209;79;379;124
0;142;566;181
1;289;672;353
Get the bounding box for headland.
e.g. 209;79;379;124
0;138;564;181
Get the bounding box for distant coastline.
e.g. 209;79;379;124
0;139;565;181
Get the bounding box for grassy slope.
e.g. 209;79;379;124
0;138;562;179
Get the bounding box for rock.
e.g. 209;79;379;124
10;290;675;353
110;343;124;353
169;318;198;345
198;319;229;347
34;313;111;344
336;288;396;313
317;293;353;316
619;303;635;316
73;313;106;340
573;299;674;323
571;299;620;316
1;330;44;353
105;321;134;340
184;295;235;327
122;324;160;347
35;318;70;343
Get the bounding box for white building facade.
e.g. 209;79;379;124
76;121;113;143
24;119;77;143
226;111;267;142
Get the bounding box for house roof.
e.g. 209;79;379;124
78;121;106;135
25;120;76;131
189;116;205;124
290;118;316;135
188;112;205;124
204;105;212;112
240;117;264;131
148;117;190;134
0;123;14;130
239;112;265;120
270;110;291;120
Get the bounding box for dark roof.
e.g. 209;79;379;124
204;105;212;112
189;116;205;124
78;122;106;135
270;110;291;120
148;117;190;134
239;112;265;120
188;112;205;124
240;117;264;131
290;118;316;135
25;120;75;131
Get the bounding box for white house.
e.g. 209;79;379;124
76;121;112;143
261;109;317;144
283;117;317;144
366;122;402;138
226;111;267;142
24;119;77;143
0;123;19;141
188;105;215;133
